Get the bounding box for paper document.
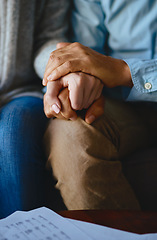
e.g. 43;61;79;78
0;207;156;240
0;207;91;240
68;218;157;240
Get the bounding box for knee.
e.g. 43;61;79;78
46;115;119;155
45;116;119;176
45;116;119;189
45;117;120;210
0;97;47;139
0;97;48;160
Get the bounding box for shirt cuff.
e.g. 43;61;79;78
123;58;157;93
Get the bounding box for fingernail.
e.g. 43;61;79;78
51;104;60;114
86;115;95;124
42;78;46;86
47;74;53;81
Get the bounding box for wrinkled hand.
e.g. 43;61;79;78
44;72;103;113
85;94;105;124
44;82;105;124
43;42;132;88
44;84;77;121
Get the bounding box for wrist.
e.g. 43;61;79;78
121;60;133;87
104;57;133;88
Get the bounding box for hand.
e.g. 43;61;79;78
85;94;105;124
44;71;103;112
44;81;105;124
44;84;77;121
43;42;132;88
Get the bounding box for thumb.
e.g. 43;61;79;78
85;95;105;124
58;88;78;121
46;81;63;114
56;42;71;49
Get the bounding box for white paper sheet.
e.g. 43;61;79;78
0;207;156;240
68;218;157;240
0;207;91;240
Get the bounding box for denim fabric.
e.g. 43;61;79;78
0;97;49;219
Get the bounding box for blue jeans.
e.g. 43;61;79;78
0;96;50;218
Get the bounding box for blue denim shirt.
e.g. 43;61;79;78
71;0;157;102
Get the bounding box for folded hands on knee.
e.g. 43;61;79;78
43;42;130;124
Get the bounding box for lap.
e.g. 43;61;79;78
0;96;46;129
0;96;47;145
45;98;156;159
45;98;156;210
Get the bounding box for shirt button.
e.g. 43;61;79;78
144;82;152;90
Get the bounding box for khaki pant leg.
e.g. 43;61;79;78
44;99;153;210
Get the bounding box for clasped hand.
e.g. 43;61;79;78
44;85;105;124
43;42;132;88
43;42;132;122
43;43;106;124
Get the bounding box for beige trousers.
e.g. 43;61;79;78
44;98;157;210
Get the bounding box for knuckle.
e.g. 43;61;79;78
71;102;81;111
50;52;54;60
46;113;52;118
44;93;51;103
65;60;72;69
50;53;61;64
56;42;62;49
72;42;90;59
44;105;51;119
72;42;81;49
44;95;55;118
73;74;84;87
55;56;61;64
44;107;51;118
72;42;86;55
84;54;91;63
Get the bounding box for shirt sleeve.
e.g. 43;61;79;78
71;0;108;54
124;58;157;93
34;0;70;79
